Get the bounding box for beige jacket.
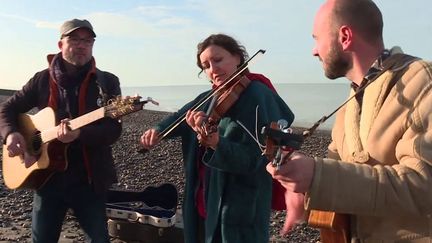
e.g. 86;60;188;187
306;54;432;242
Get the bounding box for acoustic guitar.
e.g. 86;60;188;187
2;96;157;190
261;121;349;243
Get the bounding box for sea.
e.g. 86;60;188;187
121;83;351;130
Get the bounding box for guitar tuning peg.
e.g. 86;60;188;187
146;97;159;106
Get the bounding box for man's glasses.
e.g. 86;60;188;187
63;35;95;46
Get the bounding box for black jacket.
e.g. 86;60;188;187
0;63;122;194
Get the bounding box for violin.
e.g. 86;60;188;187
201;74;252;135
138;49;265;153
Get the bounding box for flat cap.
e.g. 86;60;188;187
60;19;96;37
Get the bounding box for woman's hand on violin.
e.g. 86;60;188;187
196;131;219;150
186;110;219;150
140;129;160;150
185;110;207;131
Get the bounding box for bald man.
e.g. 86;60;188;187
268;0;432;242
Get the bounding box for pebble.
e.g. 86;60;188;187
0;109;331;242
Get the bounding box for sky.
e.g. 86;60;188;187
0;0;431;89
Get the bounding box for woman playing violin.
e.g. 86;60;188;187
140;34;294;243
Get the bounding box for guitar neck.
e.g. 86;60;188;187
40;107;106;142
68;106;106;130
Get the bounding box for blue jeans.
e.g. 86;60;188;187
31;174;109;243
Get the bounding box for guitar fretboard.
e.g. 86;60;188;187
40;107;106;143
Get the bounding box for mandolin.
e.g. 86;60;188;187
261;121;349;243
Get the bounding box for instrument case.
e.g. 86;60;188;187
106;183;184;243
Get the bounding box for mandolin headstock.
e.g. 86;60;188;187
261;119;304;169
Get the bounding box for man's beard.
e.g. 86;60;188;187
64;52;91;67
324;44;350;80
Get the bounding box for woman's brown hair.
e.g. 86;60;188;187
196;34;249;75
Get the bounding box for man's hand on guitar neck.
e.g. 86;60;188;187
57;119;80;143
266;151;315;193
267;151;314;236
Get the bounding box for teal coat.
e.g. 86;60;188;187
155;81;294;243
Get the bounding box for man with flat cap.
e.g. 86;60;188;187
0;18;121;242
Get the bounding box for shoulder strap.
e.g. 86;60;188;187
303;53;419;137
381;54;419;100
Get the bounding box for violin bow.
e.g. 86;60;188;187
138;49;266;153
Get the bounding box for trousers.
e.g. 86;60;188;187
31;172;109;243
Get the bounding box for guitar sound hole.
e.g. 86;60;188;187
32;131;42;154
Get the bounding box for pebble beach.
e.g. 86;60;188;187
0;94;331;242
